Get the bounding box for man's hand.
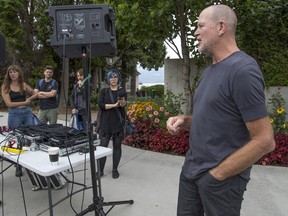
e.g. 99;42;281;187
166;116;184;135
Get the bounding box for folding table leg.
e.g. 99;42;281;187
46;176;54;216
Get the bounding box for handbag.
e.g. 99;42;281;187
108;88;135;136
93;110;102;134
123;117;136;135
69;113;84;131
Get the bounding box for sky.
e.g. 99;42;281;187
138;39;180;84
137;66;164;84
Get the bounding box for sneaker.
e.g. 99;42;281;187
112;170;119;179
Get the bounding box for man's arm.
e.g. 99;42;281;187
37;90;57;99
209;116;275;180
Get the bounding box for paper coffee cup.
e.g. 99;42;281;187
48;147;59;165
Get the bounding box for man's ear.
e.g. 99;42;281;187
218;21;226;36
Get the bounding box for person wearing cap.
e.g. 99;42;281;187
97;70;127;179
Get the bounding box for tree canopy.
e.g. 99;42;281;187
0;0;287;112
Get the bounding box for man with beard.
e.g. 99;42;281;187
167;4;275;216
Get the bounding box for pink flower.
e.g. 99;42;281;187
153;111;159;116
159;107;164;112
149;114;153;118
127;110;133;116
165;112;170;116
154;118;160;123
131;118;136;123
146;107;151;111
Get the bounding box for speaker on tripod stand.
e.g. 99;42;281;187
47;4;133;216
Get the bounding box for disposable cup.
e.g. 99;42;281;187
48;147;59;166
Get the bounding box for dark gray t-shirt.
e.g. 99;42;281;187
182;51;267;180
35;79;58;110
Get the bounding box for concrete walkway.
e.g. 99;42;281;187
0;111;287;215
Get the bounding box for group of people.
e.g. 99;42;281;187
0;4;276;215
1;65;58;131
70;68;127;179
1;64;127;179
1;65;59;176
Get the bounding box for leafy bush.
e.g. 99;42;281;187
123;91;189;155
268;90;287;133
127;101;168;129
126;91;185;130
123;118;189;155
256;132;288;166
140;85;164;98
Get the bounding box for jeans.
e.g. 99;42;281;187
8;107;34;129
177;171;248;216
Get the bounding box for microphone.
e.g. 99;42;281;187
118;88;126;98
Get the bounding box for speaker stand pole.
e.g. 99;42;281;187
77;47;133;216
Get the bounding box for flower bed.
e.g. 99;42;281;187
123;90;288;166
123;118;189;155
256;132;288;166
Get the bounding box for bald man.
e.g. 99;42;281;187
166;4;275;216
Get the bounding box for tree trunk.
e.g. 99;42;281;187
176;0;192;115
58;58;70;113
130;66;137;96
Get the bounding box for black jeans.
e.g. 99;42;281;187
177;171;248;216
99;134;123;172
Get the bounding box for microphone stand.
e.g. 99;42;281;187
76;47;133;216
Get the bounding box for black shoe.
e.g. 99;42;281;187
112;170;119;179
15;165;22;177
100;171;104;177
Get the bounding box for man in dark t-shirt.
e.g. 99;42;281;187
34;65;58;124
167;5;275;216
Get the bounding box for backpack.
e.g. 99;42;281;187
38;78;58;103
38;78;56;90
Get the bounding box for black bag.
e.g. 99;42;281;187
93;110;102;134
107;87;135;136
123;119;136;135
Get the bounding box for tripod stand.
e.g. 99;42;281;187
76;47;133;216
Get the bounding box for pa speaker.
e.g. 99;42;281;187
47;4;117;58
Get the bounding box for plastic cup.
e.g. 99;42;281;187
48;147;59;166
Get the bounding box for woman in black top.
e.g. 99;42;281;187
1;65;37;129
1;65;38;176
98;70;127;179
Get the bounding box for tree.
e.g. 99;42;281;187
99;0;167;95
234;0;288;86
